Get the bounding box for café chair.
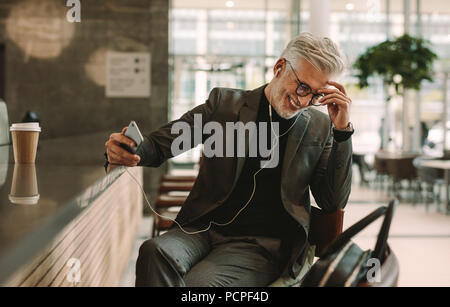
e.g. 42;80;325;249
161;174;197;182
413;157;444;210
151;169;199;236
386;157;418;200
151;193;188;237
151;155;202;236
352;153;370;186
158;181;195;194
309;207;344;256
374;154;389;190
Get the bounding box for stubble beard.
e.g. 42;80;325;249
271;95;300;120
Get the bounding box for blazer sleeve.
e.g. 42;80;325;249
309;124;353;213
136;88;221;167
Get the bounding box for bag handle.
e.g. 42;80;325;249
320;206;386;256
372;199;397;262
319;199;397;258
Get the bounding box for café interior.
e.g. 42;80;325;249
0;0;449;287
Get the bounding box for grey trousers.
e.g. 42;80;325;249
135;227;284;287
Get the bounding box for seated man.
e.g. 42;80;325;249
105;32;353;287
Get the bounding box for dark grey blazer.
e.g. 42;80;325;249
137;84;352;277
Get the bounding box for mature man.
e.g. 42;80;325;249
105;32;353;287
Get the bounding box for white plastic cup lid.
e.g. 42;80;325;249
8;194;40;205
10;123;41;132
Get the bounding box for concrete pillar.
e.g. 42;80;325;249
290;0;301;37
386;0;391;39
309;0;329;37
402;0;411;151
402;90;410;151
382;0;391;150
444;73;449;154
383;82;390;149
412;0;422;152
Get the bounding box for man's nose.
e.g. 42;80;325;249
296;95;310;107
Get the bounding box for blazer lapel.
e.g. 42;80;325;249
281;110;311;178
230;85;265;189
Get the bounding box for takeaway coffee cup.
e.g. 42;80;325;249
10;123;41;163
8;163;39;205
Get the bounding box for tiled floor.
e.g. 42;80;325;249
119;168;450;287
119;217;150;287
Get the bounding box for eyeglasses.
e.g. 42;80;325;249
285;60;324;106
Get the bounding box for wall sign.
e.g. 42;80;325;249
106;52;151;98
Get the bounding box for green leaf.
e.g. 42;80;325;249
353;34;437;96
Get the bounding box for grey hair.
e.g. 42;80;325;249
280;32;346;77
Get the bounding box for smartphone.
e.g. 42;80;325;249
121;121;144;154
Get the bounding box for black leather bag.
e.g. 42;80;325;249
301;199;397;287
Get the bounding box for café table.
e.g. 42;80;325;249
0;132;143;286
416;159;450;215
374;150;421;160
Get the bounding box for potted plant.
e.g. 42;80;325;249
353;34;437;151
353;34;437;97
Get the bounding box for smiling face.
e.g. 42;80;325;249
265;58;330;119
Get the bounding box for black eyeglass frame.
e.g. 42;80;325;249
285;59;325;106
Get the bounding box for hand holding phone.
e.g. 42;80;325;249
105;121;143;167
120;121;144;154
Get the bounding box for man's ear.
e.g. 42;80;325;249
274;59;284;76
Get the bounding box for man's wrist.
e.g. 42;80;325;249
334;122;353;131
333;122;354;142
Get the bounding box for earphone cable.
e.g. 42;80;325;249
125;103;301;235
